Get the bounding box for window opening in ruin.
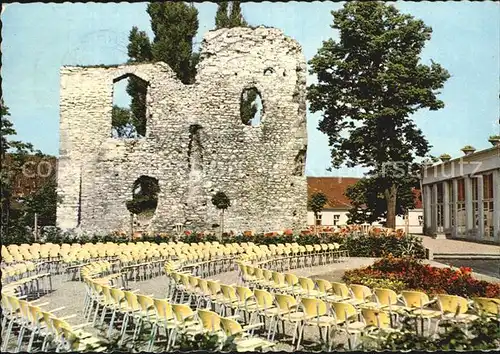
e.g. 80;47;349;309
126;176;159;223
188;124;204;172
264;67;275;76
111;74;148;139
240;87;262;127
292;149;307;176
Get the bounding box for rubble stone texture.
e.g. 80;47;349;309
56;26;308;234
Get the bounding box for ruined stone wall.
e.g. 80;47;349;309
57;26;308;234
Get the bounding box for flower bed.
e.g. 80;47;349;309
343;255;500;298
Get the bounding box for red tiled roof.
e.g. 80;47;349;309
307;177;422;210
307;177;361;209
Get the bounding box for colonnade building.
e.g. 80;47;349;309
421;145;499;243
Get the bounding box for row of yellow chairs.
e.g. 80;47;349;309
237;261;500;337
81;260;275;351
1;292;107;352
168;267;402;350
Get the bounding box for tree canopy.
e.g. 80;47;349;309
307;1;450;228
308;192;328;218
112;3;200;137
215;1;248;29
1;101;59;242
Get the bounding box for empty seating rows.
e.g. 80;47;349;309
231;261;500;348
6;238;498;351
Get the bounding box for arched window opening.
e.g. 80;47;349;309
126;176;159;223
240;87;263;127
264;67;275;76
111;74;148;139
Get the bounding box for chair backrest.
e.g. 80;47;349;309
110;287;125;305
136;294;155;312
254;289;274;310
272;272;285;286
315;279;332;293
235;286;254;303
198;309;222;332
361;308;392;329
331;301;357;323
172;303;195;324
198;278;211;296
473;297;500;316
301;297;328;317
284;273;299;287
124;291;141;311
401;290;429;308
220;317;244;337
28;304;44;327
298;277;315;292
275;293;297;311
220;284;238;301
153;298;174;321
331;282;350;298
437;294;469;315
374;288;399;306
263;269;273;281
350;284;372;301
207;280;221;296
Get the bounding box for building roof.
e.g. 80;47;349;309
307;177;361;209
307;176;422;210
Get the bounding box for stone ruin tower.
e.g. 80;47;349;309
56;26;308;234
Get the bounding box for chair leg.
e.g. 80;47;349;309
27;328;37;352
295;323;305;350
147;323;158;351
2;319;15;352
107;309;117;338
16;324;27;352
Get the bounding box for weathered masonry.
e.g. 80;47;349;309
421;145;500;244
56;27;308;234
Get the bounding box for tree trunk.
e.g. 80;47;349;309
385;185;397;229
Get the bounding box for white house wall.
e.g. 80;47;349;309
307;208;423;234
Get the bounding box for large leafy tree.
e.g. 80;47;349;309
113;3;199;137
1;101;59;241
1;101;34;237
345;175;418;226
308;1;450;228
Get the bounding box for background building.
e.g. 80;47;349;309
421;144;500;244
307;177;423;234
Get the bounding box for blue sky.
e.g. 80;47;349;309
2;1;499;177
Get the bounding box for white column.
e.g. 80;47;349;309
464;176;473;237
432;184;438;234
476;175;484;240
452;179;458;237
442;181;450;230
424;184;432;234
493;169;500;243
